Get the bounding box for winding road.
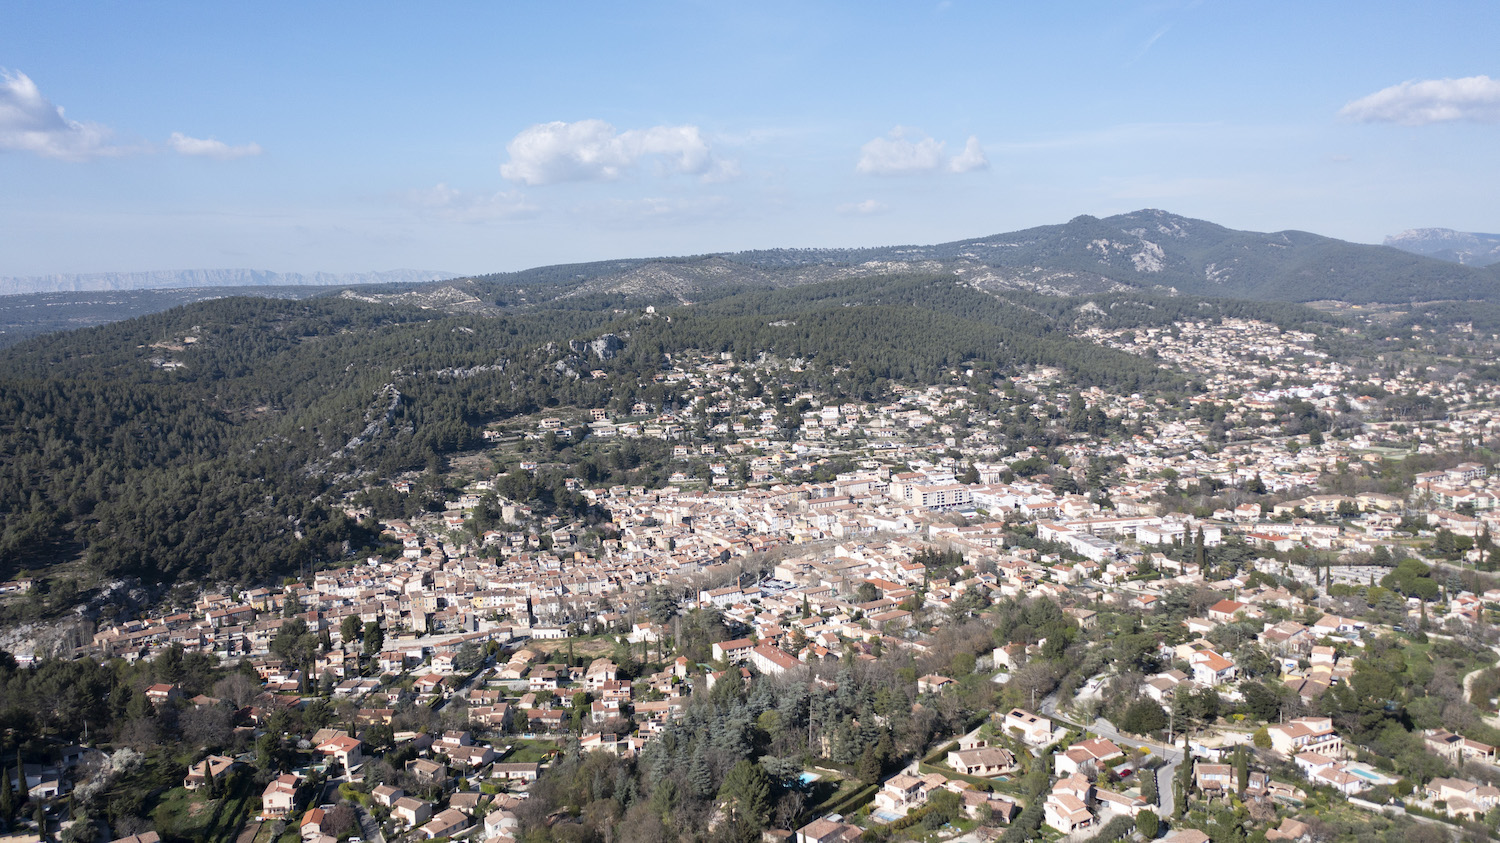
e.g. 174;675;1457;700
1038;691;1181;817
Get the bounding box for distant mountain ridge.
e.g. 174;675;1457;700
1384;228;1500;267
456;209;1499;307
6;209;1498;325
0;267;454;296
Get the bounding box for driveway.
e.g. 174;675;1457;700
354;802;385;843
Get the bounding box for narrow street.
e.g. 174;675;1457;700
1034;693;1179;816
1085;716;1182;818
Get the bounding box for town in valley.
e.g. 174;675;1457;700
8;307;1500;843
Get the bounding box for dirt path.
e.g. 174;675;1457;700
1462;656;1500;730
234;819;261;843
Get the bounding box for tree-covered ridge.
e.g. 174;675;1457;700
0;295;616;583
722;210;1500;304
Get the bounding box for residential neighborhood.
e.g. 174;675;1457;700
8;315;1500;843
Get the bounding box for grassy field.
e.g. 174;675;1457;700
151;770;258;843
528;636;619;659
499;738;560;764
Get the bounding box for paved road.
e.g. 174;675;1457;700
1085;716;1182;818
1033;693;1180;815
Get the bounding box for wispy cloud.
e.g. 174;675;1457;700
836;199;888;215
1127;25;1172;66
0;68;122;160
856;127;988;176
500;119;738;185
403;183;538;223
168;132;262;160
1341;75;1500;125
570;194;733;227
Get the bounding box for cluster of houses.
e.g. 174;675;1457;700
21;318;1500;843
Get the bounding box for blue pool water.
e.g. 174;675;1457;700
798;772;822;785
1349;768;1384;781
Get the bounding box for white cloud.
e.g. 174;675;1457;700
0;68;120;160
403;183;538;223
500;119;737;185
949;135;989;173
856;127;987;175
1340;75;1500;126
837;199;888;215
168;132;262;159
856;127;945;175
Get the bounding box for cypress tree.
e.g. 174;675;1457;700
857;748;881;785
1;764;12;822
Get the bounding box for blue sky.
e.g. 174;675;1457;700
3;1;1499;277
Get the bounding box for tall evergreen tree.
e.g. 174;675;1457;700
689;743;714;800
340;614;362;646
362;621;383;657
1;764;12;822
717;759;771;832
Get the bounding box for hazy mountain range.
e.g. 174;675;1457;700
5;210;1500;349
0;267;454;296
1384;228;1500;267
445;208;1500;308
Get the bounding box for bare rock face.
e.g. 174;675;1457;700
590;334;624;360
569;333;625;360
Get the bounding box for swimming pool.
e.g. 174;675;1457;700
798;772;822;785
1349;767;1385;781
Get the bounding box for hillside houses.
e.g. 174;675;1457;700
28;323;1500;843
